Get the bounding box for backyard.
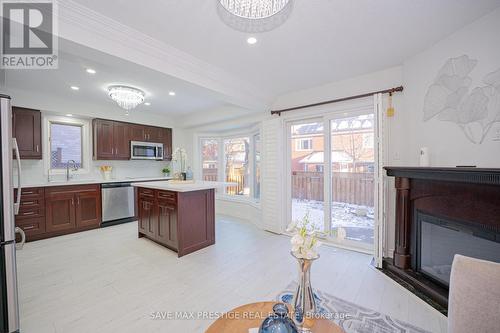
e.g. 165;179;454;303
292;199;374;245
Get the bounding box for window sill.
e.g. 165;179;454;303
215;194;261;208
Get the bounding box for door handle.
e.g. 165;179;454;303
15;227;26;250
13;138;22;215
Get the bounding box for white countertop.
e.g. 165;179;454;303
131;180;235;192
17;176;174;188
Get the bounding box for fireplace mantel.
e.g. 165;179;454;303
383;166;500;310
385;167;500;185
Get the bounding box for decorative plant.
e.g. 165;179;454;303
172;147;187;173
286;211;321;260
161;166;170;174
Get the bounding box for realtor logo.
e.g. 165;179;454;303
1;0;58;69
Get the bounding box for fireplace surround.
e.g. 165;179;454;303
383;167;500;310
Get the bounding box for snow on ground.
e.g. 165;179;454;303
292;199;374;244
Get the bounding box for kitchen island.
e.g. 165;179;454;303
131;181;228;257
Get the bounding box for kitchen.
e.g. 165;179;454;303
0;40;232;332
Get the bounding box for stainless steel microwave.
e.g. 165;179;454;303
130;141;164;160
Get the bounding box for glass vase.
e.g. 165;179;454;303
291;252;319;331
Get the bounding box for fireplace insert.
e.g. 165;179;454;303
413;211;500;287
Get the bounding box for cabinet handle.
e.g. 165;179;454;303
23;191;35;195
23;225;35;230
22;201;35;205
36;145;39;152
77;197;80;205
71;198;74;206
22;211;35;216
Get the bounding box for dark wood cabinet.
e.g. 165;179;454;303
75;191;101;228
14;187;46;241
45;184;101;238
138;198;155;238
93;119;171;160
157;200;177;248
112;121;130;159
45;191;76;233
93;119;131;160
15;185;101;242
164;128;172;160
12;107;42;159
130;124;147;142
93;119;115;159
136;188;215;257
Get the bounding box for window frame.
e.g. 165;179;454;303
295;138;313;151
196;125;261;204
43;115;91;175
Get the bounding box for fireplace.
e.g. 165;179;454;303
414;211;500;287
383;167;500;311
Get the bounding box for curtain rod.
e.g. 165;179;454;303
270;86;404;116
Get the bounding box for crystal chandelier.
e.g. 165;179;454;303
217;0;293;33
107;85;145;111
219;0;290;19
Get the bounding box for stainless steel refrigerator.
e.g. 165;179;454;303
0;94;24;333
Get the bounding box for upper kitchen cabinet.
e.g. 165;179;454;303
129;124;147;142
93;118;172;161
12;107;42;159
92;119;130;160
163;128;172;161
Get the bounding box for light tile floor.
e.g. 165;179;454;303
16;218;447;332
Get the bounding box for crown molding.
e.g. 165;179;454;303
54;0;271;110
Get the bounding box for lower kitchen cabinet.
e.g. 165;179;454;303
137;188;214;257
15;184;101;242
45;191;76;233
75;191;101;228
157;200;177;249
138;197;155;238
14;187;46;241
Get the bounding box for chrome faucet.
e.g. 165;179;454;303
66;160;78;181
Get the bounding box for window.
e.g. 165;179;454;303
199;129;260;201
253;133;261;199
224;137;250;196
295;138;312;151
49;122;83;169
201;139;218;181
362;133;374;148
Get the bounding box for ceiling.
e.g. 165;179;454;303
72;0;500;99
2;39;232;117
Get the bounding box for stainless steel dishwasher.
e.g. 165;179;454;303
101;182;135;226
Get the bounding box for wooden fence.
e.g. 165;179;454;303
292;171;374;206
202;168;245;195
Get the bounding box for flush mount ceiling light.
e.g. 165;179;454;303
86;68;96;74
169;91;176;96
217;0;294;33
70;86;79;91
107;85;145;111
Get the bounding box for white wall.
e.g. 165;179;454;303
400;7;500;167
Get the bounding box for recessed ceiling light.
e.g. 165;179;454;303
70;86;79;91
66;114;73;117
86;68;96;74
247;37;257;45
144;102;151;106
168;91;176;96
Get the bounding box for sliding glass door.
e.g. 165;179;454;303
289;120;325;233
287;108;376;252
330;113;375;251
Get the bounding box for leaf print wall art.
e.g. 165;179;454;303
423;55;500;144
